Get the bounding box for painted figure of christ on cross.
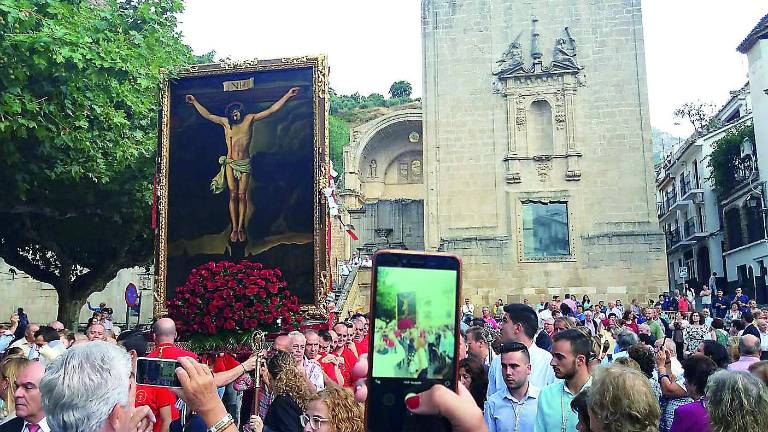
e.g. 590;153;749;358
185;87;299;243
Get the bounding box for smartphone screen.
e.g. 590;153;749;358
366;251;461;432
136;357;182;388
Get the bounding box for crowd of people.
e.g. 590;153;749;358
457;291;768;432
0;287;767;432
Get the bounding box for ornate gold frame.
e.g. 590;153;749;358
154;56;330;319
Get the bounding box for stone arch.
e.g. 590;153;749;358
340;109;425;254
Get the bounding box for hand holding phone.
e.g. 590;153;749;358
366;250;462;432
136;357;183;388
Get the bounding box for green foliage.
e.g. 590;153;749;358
329;115;349;175
389;80;412;99
707;123;755;198
0;0;193;325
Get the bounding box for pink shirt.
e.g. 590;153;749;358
727;356;760;372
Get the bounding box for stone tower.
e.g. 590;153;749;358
422;0;667;303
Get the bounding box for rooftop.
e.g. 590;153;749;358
737;13;768;54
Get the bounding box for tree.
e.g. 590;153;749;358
0;0;193;327
707;123;755;198
329;115;350;177
673;101;721;134
389;80;412;99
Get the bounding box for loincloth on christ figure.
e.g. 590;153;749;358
210;156;251;194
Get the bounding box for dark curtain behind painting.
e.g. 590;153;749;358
166;68;315;303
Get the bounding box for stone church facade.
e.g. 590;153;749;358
421;0;667;304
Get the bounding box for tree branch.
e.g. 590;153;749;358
0;245;59;286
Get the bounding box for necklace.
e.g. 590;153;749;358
510;392;527;432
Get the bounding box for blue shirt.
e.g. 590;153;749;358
534;378;592;432
484;385;540;432
0;333;13;354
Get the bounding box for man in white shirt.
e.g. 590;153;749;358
9;324;39;358
488;304;556;396
757;319;768;360
461;298;476;324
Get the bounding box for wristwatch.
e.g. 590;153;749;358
207;413;234;432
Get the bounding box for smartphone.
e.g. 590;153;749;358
366;250;462;432
136;357;182;388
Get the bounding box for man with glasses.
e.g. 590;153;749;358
484;342;539;432
288;331;324;392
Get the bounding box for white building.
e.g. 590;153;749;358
729;14;768;304
655;86;751;293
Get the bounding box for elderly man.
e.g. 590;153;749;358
40;342;239;432
0;361;46;432
757;319;768;360
728;335;762;372
288;331;324;392
9;323;39;357
87;323;107;342
351;315;369;356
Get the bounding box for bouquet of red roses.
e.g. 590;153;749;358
167;260;303;335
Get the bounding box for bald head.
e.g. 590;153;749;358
49;321;64;331
153;318;177;343
273;335;291;352
739;335;761;357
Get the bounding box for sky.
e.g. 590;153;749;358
178;1;766;137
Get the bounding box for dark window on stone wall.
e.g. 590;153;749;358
522;201;570;258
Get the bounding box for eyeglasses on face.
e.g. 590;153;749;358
300;413;329;429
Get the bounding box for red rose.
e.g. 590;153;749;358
259;290;267;298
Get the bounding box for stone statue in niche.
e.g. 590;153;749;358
369;159;377;179
411;160;422;181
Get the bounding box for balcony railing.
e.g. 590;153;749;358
683;217;701;239
666;228;681;249
664;191;677;213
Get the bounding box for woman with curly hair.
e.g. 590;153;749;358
299;385;364;432
263;350;315;432
587;364;660;432
705;370;768;432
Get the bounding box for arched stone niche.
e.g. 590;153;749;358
339;109;425;253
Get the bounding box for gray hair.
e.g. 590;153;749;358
616;330;639;351
705;370;768;432
288;330;305;342
40;341;132;432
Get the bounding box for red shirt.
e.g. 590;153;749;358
334;347;357;386
135;384;174;432
146;343;198;421
316;353;347;386
354;337;369;356
147;342;199;361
